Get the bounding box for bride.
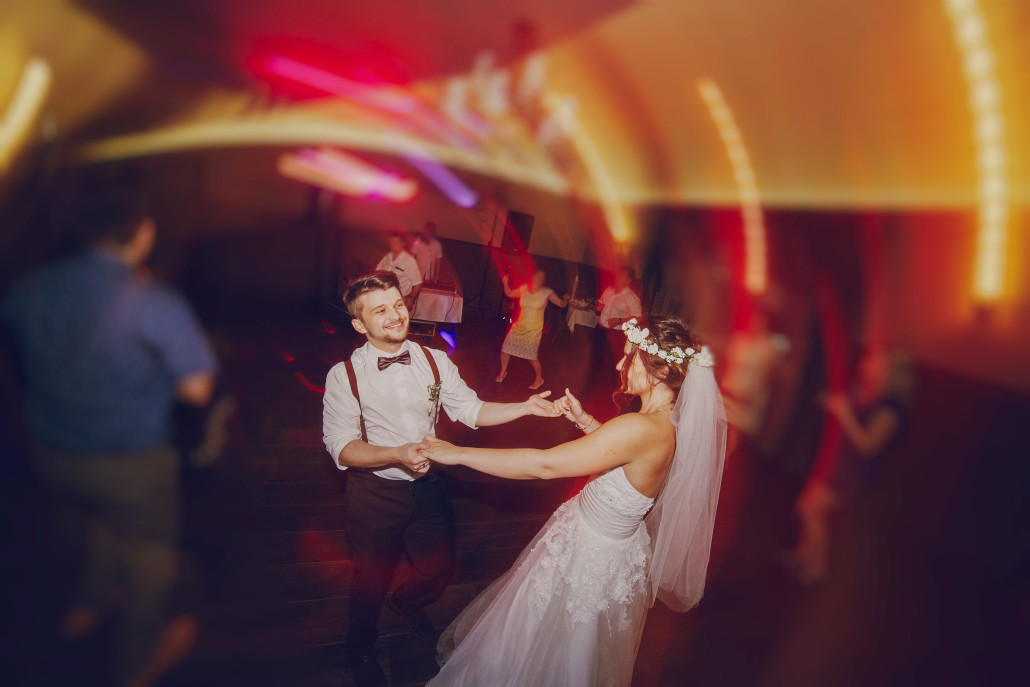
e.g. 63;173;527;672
422;314;727;686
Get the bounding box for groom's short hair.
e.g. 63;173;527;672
344;271;401;318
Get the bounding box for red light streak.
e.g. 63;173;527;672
294;371;326;395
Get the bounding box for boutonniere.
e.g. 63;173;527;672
427;381;442;426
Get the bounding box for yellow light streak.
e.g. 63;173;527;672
945;0;1009;303
698;78;767;294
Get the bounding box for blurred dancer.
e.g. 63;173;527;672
0;193;217;684
411;221;444;282
597;266;643;330
721;307;789;452
496;269;568;389
323;272;560;687
595;266;643;383
786;348;913;584
376;230;422;310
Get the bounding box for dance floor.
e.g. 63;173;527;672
3;308;1027;686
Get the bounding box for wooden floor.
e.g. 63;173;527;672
3;309;1028;686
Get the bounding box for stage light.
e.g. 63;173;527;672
0;56;51;174
945;0;1009;304
439;330;456;349
698;78;767;295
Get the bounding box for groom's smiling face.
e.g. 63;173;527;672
351;286;410;346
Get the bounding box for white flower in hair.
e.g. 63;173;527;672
621;317;694;365
692;346;715;368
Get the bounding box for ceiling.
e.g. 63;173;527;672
3;0;1029;208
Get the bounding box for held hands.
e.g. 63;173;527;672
421;435;460;465
399;439;434;474
524;390;563;418
554;388;590;426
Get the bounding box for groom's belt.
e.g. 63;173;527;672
348;468;441;485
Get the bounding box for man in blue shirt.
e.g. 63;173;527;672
1;193;217;684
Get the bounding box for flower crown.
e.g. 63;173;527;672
620;318;714;367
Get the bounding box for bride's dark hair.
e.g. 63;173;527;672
615;314;699;405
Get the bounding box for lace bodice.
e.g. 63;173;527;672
522;467;655;630
579;467;655;539
431;467;658;686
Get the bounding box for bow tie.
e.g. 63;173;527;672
377;350;411;371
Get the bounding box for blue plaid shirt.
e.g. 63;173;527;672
2;250;217;453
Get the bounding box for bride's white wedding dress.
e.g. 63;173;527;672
429;466;655;687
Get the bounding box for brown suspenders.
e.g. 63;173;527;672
343;343;441;443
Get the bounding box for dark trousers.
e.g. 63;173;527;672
343;470;456;656
33;443;180;682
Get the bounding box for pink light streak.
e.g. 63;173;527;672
261;55;419;115
278;147;418;202
403;154;479;208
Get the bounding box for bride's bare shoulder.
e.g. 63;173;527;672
599;412;675;444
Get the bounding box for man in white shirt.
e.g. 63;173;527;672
590;266;644;393
410;221;444;282
596;265;643;330
323;272;560;686
376;230;422;310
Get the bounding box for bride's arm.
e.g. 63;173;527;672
423;414;652;480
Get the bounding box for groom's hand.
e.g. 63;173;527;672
523;390;562;418
397;440;432;474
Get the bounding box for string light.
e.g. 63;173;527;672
698;78;767;294
542;93;634;244
944;0;1008;303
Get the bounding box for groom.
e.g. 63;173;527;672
322;271;560;686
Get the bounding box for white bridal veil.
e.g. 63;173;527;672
645;362;728;612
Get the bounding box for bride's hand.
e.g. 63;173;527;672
422;435;462;466
555;388;588;425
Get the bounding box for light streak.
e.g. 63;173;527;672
945;0;1009;303
698;78;767;294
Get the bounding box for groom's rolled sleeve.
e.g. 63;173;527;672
437;354;484;429
323;363;362;469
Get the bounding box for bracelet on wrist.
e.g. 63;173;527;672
576;416;594;431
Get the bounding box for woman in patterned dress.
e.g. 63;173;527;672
496;269;568;389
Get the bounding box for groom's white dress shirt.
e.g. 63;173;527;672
323;339;484;481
